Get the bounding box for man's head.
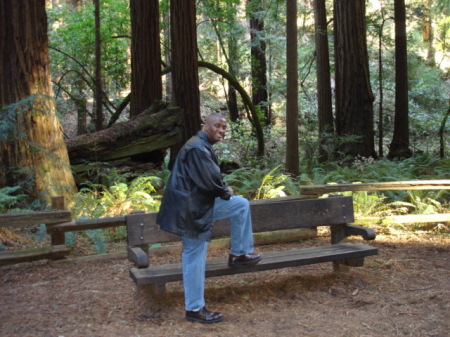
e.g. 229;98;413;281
203;113;227;144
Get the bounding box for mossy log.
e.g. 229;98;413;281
65;101;183;165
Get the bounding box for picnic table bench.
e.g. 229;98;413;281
126;195;378;295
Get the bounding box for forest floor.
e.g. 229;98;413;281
0;231;449;337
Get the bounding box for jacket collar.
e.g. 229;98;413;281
198;130;213;145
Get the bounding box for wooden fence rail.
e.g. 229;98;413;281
1;180;449;266
300;179;450;195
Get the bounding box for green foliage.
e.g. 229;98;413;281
47;1;130;125
224;165;297;200
0;186;28;213
307;154;450;186
86;229;107;254
70;174;162;219
0;95;54;142
339;190;390;218
303;155;450;222
37;224;47;243
405;190;446;214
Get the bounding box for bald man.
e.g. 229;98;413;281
157;113;261;324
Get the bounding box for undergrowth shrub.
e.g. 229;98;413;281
0;186;28;213
224;165;298;199
68;174;162;251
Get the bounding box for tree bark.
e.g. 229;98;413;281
388;0;412;159
334;0;376;159
169;0;202;166
422;0;435;67
0;0;77;203
93;0;103;131
130;0;162;118
227;2;240;122
247;0;270;125
286;0;299;176
313;0;334;162
66;102;182;165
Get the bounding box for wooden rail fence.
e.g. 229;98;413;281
1;180;449;266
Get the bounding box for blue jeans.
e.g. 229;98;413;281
181;196;254;311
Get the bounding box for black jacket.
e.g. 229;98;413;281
156;131;231;241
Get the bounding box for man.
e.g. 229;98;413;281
156;113;261;324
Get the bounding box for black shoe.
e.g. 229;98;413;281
228;253;261;268
185;307;224;324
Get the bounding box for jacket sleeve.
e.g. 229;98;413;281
185;148;231;200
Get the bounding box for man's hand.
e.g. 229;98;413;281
227;186;234;196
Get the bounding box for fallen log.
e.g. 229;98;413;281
65;101;183;165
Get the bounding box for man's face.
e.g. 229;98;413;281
204;116;227;144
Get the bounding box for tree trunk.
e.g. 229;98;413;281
247;0;270;125
163;9;172;101
0;0;77;203
227;2;240;122
286;0;299;176
439;100;449;159
377;10;387;157
422;0;435;67
93;0;103;131
388;0;412;159
169;0;201;166
313;0;334;163
66;102;182;165
334;0;376;159
130;0;162;118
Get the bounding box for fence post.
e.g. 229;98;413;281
51;196;66;246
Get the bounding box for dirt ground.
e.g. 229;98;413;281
1;232;449;337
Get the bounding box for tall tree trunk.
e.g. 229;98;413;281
422;0;435;67
227;2;239;122
388;0;412;159
163;9;172;101
313;0;334;163
247;0;270;125
0;0;77;203
334;0;376;159
169;0;201;166
377;7;387;157
69;0;88;135
285;0;299;176
130;0;162;118
93;0;103;131
440;100;449;159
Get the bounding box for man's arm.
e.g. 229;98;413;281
186;148;232;200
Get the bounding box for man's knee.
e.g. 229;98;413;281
233;196;249;209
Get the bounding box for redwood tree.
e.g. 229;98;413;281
93;0;103;130
313;0;334;162
285;0;299;176
333;0;376;159
247;0;270;125
0;0;77;203
388;0;412;159
130;0;162;118
169;0;201;164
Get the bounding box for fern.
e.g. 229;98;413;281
86;229;107;254
69;174;161;219
224;165;295;200
0;186;28;213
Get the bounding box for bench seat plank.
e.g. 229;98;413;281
129;243;378;286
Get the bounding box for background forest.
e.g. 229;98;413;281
1;0;449;252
